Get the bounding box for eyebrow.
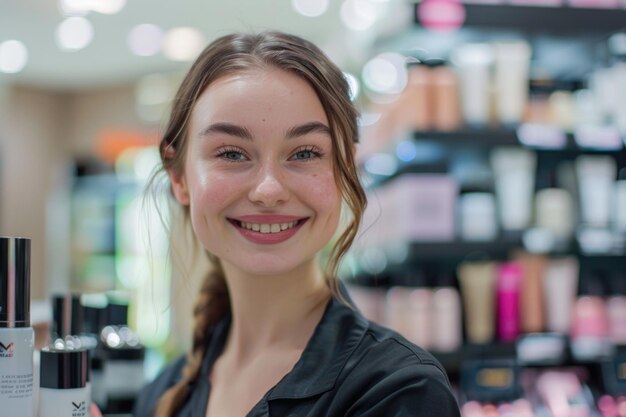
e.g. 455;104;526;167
198;121;331;141
285;122;331;139
198;122;253;140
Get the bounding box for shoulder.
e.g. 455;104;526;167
133;354;187;417
335;311;460;417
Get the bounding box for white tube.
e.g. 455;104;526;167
39;387;90;417
0;327;34;417
494;41;531;125
451;43;494;127
575;156;617;228
543;257;579;334
491;147;537;231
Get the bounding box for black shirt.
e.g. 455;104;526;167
133;294;461;417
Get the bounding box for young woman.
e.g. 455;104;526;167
133;31;460;417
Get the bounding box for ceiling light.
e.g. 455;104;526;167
0;40;28;74
162;27;205;62
91;0;126;15
340;0;378;31
362;52;407;95
56;17;94;51
343;72;360;101
291;0;329;17
128;24;163;57
58;0;90;16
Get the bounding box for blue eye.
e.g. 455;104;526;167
294;150;314;160
216;147;248;162
291;147;322;161
223;151;246;160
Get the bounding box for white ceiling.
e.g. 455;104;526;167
0;0;412;91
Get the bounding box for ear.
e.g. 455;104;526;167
168;169;190;206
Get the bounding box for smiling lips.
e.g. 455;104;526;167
228;215;309;244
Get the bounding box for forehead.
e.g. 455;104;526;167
190;68;328;133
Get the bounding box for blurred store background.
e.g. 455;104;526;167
2;0;626;415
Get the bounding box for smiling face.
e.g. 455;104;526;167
169;68;342;276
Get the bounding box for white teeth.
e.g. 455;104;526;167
237;220;301;234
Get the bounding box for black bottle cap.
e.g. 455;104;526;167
0;237;31;328
40;347;88;389
52;294;83;338
106;302;128;326
83;305;106;335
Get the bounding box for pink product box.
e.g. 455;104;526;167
460;0;505;3
568;0;620;7
384;174;458;242
507;0;563;5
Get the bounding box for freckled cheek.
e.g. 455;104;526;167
187;170;241;217
301;173;342;219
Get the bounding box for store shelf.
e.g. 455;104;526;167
432;338;619;374
407;239;523;262
413;3;626;35
412;129;626;153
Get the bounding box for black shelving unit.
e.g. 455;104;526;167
413;3;626;35
413;129;626;154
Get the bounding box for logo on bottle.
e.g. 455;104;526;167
72;401;86;417
0;341;14;358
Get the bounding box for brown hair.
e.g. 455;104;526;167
153;31;366;416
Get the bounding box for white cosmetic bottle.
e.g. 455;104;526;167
39;346;89;417
0;237;34;417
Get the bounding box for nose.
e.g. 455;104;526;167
248;162;290;207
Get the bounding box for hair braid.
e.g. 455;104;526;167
154;260;230;417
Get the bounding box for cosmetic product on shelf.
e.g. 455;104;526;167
38;343;89;417
386;285;433;349
432;64;462;131
514;252;546;333
549;89;576;132
535;188;575;241
574;89;604;128
614;176;626;233
570;274;613;360
496;262;522;343
459;193;498;242
387;174;458;242
50;293;100;411
575;155;617;228
451;43;494;127
535;371;591;417
525;79;554;126
493;41;531;126
81;294;107;409
0;237;34;417
458;261;497;344
606;275;626;346
403;64;434;131
51;294;83;341
431;285;462;352
568;0;620;7
491;147;537;231
543;257;579;334
100;300;145;413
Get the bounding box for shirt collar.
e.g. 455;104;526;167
267;294;369;400
198;283;369;400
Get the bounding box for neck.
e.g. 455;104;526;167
220;259;332;361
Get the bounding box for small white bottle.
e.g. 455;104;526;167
39;346;89;417
0;237;34;417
